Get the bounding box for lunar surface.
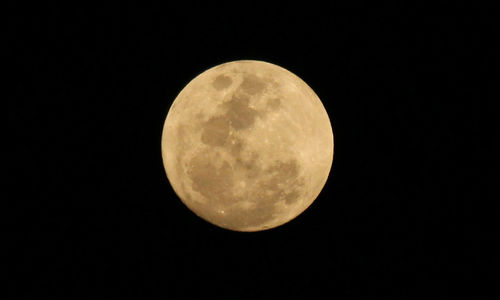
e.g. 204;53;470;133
161;60;333;231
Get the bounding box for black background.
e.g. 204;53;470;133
9;3;498;298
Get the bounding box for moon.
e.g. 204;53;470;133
161;60;333;232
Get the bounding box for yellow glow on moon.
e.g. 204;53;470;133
161;60;333;231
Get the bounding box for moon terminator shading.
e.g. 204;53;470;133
161;60;333;231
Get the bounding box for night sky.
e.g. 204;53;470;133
9;3;498;298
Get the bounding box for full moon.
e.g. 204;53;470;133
161;60;333;231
